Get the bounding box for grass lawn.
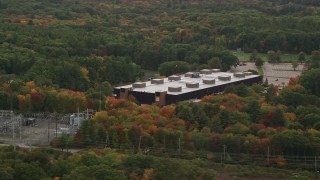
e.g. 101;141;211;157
231;50;309;63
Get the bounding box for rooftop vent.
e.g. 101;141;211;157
184;72;193;77
168;86;182;92
203;78;215;84
168;75;181;81
186;82;199;88
191;72;200;78
212;69;221;73
204;75;215;78
200;69;212;74
218;75;231;81
132;82;146;88
234;72;245;78
151;79;164;84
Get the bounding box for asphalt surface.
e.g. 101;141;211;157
231;62;305;88
262;62;305;87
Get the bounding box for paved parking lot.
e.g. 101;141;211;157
262;62;305;87
231;62;305;88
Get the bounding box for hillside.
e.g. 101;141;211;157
0;0;320;91
0;1;320;178
0;146;318;179
44;70;320;173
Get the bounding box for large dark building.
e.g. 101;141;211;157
114;69;262;106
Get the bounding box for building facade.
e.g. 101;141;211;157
114;70;262;106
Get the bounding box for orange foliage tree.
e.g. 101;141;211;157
30;88;46;111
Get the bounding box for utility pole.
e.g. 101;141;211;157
138;136;142;152
55;114;58;138
106;134;109;147
178;137;181;153
47;115;50;143
9;80;16;151
242;45;245;61
315;156;318;172
267;145;270;165
86;108;89;120
77;106;80;129
11;111;15;151
99;84;102;112
223;144;226;160
19;116;21;143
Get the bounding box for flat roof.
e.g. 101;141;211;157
115;72;260;95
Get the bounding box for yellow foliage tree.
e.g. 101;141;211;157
142;168;154;180
26;81;36;89
285;112;297;122
275;156;287;167
80;67;90;82
17;94;31;112
308;128;320;136
92;111;109;123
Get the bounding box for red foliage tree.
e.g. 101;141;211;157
288;76;299;87
30;89;46;111
159;105;176;118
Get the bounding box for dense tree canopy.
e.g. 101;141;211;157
298;68;320;97
158;61;190;76
0;0;320;177
0;0;319;91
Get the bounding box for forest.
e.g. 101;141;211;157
49;69;320;168
0;0;320;91
0;0;320;178
1;146;318;179
0;70;319;178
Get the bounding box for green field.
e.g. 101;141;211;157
232;51;310;62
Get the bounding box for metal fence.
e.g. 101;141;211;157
0;109;96;146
